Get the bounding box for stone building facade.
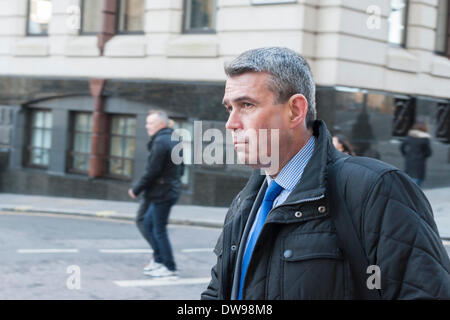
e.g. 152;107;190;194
0;0;449;206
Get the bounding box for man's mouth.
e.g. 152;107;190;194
233;135;249;145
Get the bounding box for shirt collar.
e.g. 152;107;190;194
266;136;316;191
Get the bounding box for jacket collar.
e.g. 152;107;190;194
152;127;173;138
238;120;340;205
147;127;173;148
283;119;339;204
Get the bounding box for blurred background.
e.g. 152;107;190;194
0;0;449;206
0;0;449;301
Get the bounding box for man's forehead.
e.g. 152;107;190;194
223;72;270;102
225;72;269;87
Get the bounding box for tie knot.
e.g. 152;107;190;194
264;181;284;202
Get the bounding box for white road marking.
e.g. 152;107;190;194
99;249;153;254
443;240;450;246
13;206;33;211
114;277;211;287
16;248;214;254
95;211;116;218
181;248;214;253
17;249;79;254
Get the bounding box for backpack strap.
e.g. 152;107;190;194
327;156;382;300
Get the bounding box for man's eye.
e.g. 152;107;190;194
225;106;232;113
243;103;253;109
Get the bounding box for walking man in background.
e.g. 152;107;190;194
128;110;184;277
202;47;450;300
400;120;433;187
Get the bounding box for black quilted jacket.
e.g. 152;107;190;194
132;128;184;202
201;120;450;300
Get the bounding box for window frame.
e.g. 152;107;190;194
170;118;194;189
116;0;145;35
434;0;450;57
388;0;409;48
25;108;53;169
25;0;51;37
79;0;103;35
105;114;137;181
67;112;93;175
182;0;217;34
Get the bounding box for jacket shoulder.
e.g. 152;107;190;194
331;156;404;220
151;131;174;149
342;156;399;178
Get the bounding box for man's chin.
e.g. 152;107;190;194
236;153;280;175
236;151;255;166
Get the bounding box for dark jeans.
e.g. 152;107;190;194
136;197;153;247
136;197;177;271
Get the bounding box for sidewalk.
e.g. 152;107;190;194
0;193;228;228
0;187;449;238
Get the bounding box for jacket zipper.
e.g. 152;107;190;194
253;193;326;250
243;194;325;298
268;194;325;217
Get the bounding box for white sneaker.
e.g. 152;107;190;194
143;259;163;272
146;265;178;278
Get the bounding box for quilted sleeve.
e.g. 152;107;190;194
362;170;450;299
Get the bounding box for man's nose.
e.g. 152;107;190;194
225;109;242;130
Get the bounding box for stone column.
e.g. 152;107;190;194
89;79;108;178
97;0;118;55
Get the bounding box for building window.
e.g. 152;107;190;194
183;0;216;33
171;119;193;186
26;0;52;35
27;109;52;167
435;0;449;55
81;0;102;34
117;0;144;33
108;115;136;178
69;113;92;173
251;0;296;4
388;0;408;46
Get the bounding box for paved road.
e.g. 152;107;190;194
0;211;220;300
2;211;450;300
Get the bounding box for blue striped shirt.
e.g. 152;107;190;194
269;135;316;207
244;136;316;247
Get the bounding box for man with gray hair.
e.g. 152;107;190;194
201;47;450;300
129;110;184;278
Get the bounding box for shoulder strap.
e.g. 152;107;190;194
328;156;381;300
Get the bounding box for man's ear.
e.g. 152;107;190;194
287;94;308;128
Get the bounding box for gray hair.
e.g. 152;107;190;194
148;110;169;126
224;47;316;127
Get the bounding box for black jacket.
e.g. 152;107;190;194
400;130;432;180
132;128;184;202
201;120;450;300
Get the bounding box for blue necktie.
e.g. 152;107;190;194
238;180;284;300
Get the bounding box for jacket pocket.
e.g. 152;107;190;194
281;232;348;299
